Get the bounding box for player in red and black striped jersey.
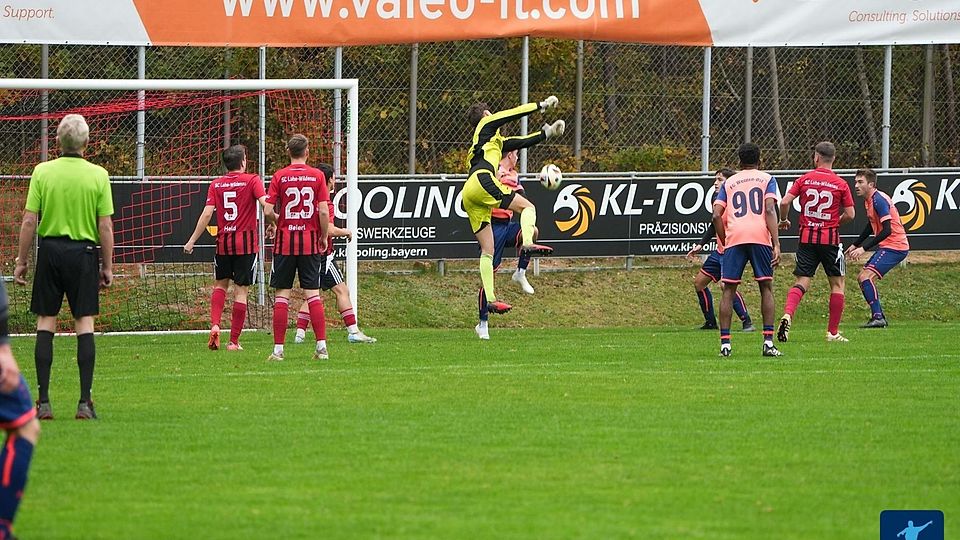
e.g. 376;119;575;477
185;144;270;351
776;141;856;343
293;163;377;345
264;134;330;362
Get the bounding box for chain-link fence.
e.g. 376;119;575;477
2;41;959;173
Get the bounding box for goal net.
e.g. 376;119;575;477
0;79;360;334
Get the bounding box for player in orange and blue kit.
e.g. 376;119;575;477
687;168;753;331
712;143;782;357
475;150;536;340
845;168;910;328
0;279;40;540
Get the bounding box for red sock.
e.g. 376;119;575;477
784;285;805;316
828;293;845;335
273;297;289;345
340;307;357;328
307;296;326;341
296;311;310;332
230;301;246;345
211;287;227;327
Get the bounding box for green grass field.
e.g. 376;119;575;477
9;322;958;539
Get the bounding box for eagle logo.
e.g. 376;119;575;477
891;179;932;231
553;183;596;237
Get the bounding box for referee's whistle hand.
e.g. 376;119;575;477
100;268;113;288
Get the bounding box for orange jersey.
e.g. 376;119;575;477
865;190;910;251
715;170;778;247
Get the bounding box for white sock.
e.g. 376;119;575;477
478;320;488;330
273;344;284;355
517;268;526;275
347;324;360;334
295;328;306;338
764;339;773;347
317;339;327;351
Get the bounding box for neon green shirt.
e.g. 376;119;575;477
25;156;113;242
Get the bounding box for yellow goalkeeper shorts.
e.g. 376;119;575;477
462;170;512;233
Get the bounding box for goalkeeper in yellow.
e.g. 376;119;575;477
463;96;565;314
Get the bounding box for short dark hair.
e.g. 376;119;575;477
716;168;736;179
737;142;760;167
318;163;335;188
222;144;246;171
815;141;836;162
856;168;877;185
287;134;309;159
468;102;489;127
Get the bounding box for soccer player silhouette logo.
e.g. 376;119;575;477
897;520;934;540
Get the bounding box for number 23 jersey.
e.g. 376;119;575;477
267;164;330;255
715;170;779;248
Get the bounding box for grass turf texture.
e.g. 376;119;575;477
10;322;958;539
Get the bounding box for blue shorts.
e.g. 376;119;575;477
699;251;722;282
492;220;522;269
864;248;908;279
721;244;774;284
0;375;36;430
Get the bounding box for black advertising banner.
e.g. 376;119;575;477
109;170;960;263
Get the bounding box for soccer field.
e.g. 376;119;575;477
10;323;959;539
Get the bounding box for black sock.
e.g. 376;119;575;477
77;333;96;403
35;330;54;402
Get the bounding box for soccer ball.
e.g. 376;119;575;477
539;164;563;190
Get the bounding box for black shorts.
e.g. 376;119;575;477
270;253;325;290
214;253;258;286
794;242;845;278
31;236;100;317
320;255;345;291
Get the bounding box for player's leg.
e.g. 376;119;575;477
30;239;62;420
475;287;490;340
749;243;781;357
824;244;847;341
0;411;39;539
718;245;748;356
780;244;815;341
511;225;535;294
334;283;376;343
227;285;249;350
859;248;907;327
66;244;100;419
696;252;721;329
733;292;754;331
507;194;552;256
300;254;328;359
267;254;298;361
210;253;232;350
464;174;510;314
294;300;310;343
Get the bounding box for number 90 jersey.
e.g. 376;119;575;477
715;170;779;248
267;164;331;255
788;168;854;245
206;172;266;255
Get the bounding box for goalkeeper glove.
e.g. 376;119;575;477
539;95;559;112
542;119;565;139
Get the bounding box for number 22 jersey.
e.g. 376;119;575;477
788;168;854;245
267;164;330;256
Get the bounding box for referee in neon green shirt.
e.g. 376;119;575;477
14;114;114;421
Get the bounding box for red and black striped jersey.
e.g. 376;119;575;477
788;168;854;246
267;164;330;255
325;200;336;255
206;172;265;255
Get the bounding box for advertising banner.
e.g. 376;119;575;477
1;0;959;47
112;169;960;263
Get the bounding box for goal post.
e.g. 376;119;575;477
0;78;361;333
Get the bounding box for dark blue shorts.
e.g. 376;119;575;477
865;248;908;279
0;375;36;430
492;220;522;269
699;251;722;282
721;244;774;283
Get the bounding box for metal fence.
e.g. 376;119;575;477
1;41;959;175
